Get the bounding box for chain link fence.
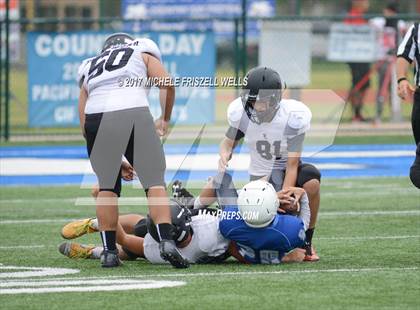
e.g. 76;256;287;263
1;14;419;141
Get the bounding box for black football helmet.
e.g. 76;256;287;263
241;66;285;124
102;33;134;52
146;199;192;245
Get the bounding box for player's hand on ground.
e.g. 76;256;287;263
155;118;169;137
121;161;135;181
398;80;415;101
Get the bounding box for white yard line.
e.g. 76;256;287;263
2;187;418;206
317;235;420;241
321;189;420;197
0;280;186;294
1;149;415;175
1;235;418;251
6;267;417;283
0;198;77;204
0;245;45;249
0;219;75;224
320;210;420;217
1;209;419;225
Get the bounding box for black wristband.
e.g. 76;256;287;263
397;77;408;84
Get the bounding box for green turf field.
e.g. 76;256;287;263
0;177;419;309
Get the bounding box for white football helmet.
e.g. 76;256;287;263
237;180;279;228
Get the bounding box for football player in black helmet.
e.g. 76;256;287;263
219;66;321;262
146;199;192;246
101;33;134;52
59;199;193;261
241;66;285;124
59;198;231;264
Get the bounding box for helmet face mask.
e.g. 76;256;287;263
146;199;192;245
242;89;280;124
241;67;285;124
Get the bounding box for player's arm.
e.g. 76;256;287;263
142;53;175;136
78;87;88;139
297;191;310;230
282;152;300;189
396;57;415;100
282;133;305;189
281;248;305;263
219;127;243;171
396;24;416;101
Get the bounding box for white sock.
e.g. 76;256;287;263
193;197;203;209
91;218;98;230
91;246;103;259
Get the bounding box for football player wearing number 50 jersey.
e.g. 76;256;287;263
218;66;321;261
77;33;188;269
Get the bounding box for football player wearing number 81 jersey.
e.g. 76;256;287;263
218;66;321;261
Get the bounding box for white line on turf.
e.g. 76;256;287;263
320;210;420;217
2;235;418;251
6;267;417;282
321;189;420;197
0;280;186;294
0;266;79;278
0;198;77;204
0;279;181;288
0;219;75;224
1;209;419;225
0;245;45;249
317;235;420;241
1;187;418;205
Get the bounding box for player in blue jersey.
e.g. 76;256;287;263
173;172;310;264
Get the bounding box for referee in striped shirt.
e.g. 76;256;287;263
397;22;420;188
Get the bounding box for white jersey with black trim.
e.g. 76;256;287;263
78;38;162;114
227;97;312;176
143;214;229;264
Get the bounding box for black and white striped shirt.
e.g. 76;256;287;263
397;22;420;86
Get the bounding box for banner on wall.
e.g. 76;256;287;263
27;31;215;127
121;0;275;40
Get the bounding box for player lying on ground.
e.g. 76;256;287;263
59;176;308;264
60;198;232;264
173;172;310;264
218;66;321;261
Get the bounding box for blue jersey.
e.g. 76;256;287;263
219;206;306;264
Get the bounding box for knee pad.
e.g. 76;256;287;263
98;187;121;197
298;164;321;188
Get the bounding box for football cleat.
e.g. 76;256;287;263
58;242;95;259
100;249;123;268
159;239;190;269
303;244;320;262
61;218;97;239
171;180;195;209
